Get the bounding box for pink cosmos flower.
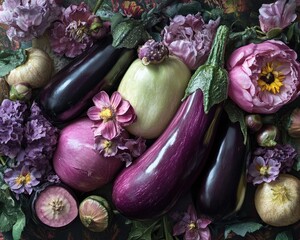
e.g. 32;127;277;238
227;40;300;114
50;2;109;58
259;0;297;33
162;13;220;70
87;91;136;140
173;205;211;240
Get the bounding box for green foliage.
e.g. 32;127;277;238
0;184;26;240
127;217;177;240
0;49;27;77
224;221;263;238
275;231;294;240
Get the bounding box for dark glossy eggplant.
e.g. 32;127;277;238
194;114;247;220
112;90;222;220
36;37;135;125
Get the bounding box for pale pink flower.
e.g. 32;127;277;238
259;0;297;33
227;40;300;114
87;91;136;140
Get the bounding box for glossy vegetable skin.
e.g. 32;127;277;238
36;37;134;124
112;90;222;220
194;114;247;219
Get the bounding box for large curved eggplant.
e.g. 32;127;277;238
112;90;222;220
36;37;134;125
193;113;248;220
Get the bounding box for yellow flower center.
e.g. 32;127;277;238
103;140;112;150
15;173;31;185
257;62;285;94
99;107;114;122
188;221;196;230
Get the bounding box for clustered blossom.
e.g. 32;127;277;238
50;2;109;58
247;144;297;185
0;99;27;159
87;91;146;166
259;0;297;33
0;0;62;42
1;100;59;195
18;102;59;176
162;13;220;70
227;40;300;114
173;205;212;240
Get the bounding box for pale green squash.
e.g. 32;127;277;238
118;55;191;139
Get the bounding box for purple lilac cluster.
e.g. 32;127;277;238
0;0;62;42
1;100;59;195
0;99;27;159
247;144;297;185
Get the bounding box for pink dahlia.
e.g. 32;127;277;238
50;2;109;58
259;0;297;33
227;40;300;114
87;91;136;140
162;13;220;70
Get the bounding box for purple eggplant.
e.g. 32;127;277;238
36;37;134;125
112;90;221;220
193;114;247;220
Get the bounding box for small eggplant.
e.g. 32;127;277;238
36;36;135;125
194;113;248;220
30;183;78;229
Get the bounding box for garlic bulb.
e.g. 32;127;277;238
6;47;53;89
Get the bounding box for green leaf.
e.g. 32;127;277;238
224;222;263;239
183;25;229;113
111;19;150;48
128;219;160;240
224;221;263;238
0;49;27;77
12;213;26;240
275;231;294;240
224;100;248;144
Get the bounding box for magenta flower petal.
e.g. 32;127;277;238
100;121;120;140
93;91;110;108
110;91;123;108
87;106;101;121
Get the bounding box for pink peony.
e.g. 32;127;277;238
227;40;300;114
50;2;109;58
162;13;220;70
259;0;297;33
87;91;136;140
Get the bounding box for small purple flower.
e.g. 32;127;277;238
173;205;211;240
124;137;147;158
259;0;297;33
94;133;128;157
162;13;220;70
0;0;62;42
4;165;41;195
50;2;109;58
87;91;136;140
247;156;281;185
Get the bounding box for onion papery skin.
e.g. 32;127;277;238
53;118;123;192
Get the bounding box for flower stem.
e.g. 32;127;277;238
0;156;6;166
93;0;104;15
